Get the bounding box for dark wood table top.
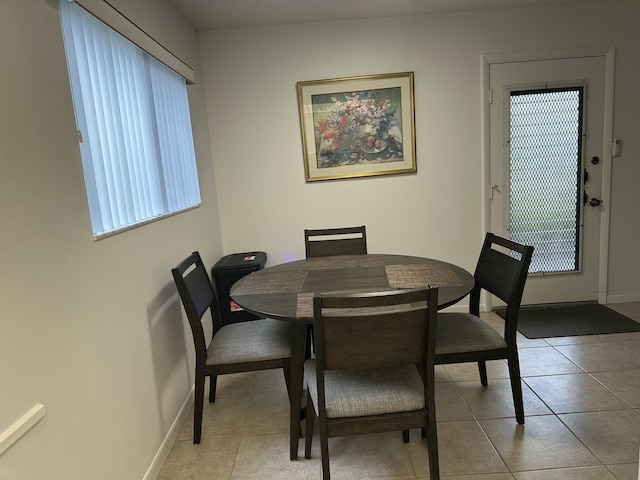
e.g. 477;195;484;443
230;254;474;323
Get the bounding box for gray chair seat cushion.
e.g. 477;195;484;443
436;312;507;355
207;318;291;365
304;360;424;418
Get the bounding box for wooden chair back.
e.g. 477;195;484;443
171;251;223;363
474;233;533;303
313;288;438;372
304;225;367;258
470;233;534;338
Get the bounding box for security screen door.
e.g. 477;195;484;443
490;57;606;305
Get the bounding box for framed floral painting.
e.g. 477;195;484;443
297;72;416;182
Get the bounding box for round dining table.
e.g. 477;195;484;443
229;254;474;460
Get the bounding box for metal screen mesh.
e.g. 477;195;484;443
509;88;583;273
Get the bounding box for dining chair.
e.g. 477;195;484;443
435;233;534;424
304;287;440;480
171;251;292;444
304;225;367;258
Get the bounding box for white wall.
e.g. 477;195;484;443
0;1;222;479
199;1;640;302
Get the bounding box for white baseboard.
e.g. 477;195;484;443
143;387;194;480
0;404;46;457
606;292;640;304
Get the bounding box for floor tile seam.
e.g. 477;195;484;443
521;371;586;380
474;413;607;475
506;459;607;475
197;429;292;441
585;370;640;410
557;407;640;419
401;432;425;479
556;405;640;449
617;341;640;361
581;366;640;378
403;456;421;479
605;461;640;467
446;376;483;422
388;447;424;480
373;475;417;480
517;344;584;370
228;432;249;480
533;342;590;374
466;417;513;474
604;464;639;480
194;432;250;441
603;463;639;480
552;342;640;367
541;404;636;416
509;465;614;478
522;372;637;413
217;388;289;398
215;393;260;401
520;376;556;414
553;411;620;467
245;391;290;409
446;376;541;421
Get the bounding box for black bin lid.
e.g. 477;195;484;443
212;251;267;272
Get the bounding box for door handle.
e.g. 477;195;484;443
589;198;602;207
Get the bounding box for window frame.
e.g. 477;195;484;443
58;0;200;239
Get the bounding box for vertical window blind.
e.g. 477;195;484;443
58;0;201;238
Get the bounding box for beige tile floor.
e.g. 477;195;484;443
157;304;640;480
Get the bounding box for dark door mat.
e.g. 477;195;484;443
495;304;640;339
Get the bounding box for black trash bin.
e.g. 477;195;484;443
211;251;267;325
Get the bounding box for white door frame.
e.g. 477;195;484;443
480;46;616;310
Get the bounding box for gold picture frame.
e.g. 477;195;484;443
297;72;416;182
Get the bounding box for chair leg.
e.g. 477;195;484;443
425;421;440;480
478;360;488;386
319;418;331;480
425;365;439;479
209;374;217;402
304;391;315;459
403;429;410;443
507;353;525;424
194;374;205;444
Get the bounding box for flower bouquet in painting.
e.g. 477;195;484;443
312;88;403;168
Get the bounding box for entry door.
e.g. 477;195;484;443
490;57;606;305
